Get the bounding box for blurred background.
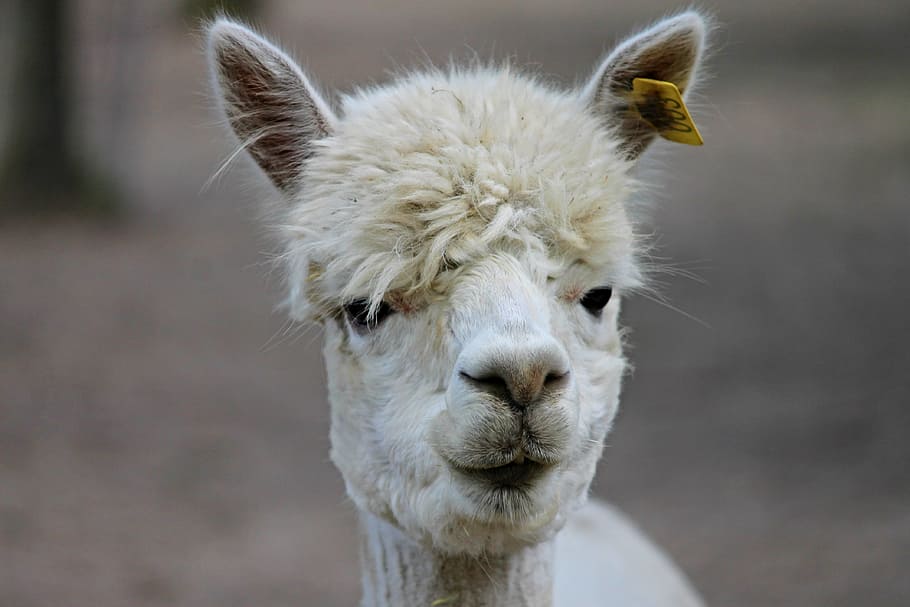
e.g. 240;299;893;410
1;1;908;605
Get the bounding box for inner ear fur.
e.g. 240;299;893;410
207;19;335;192
583;11;708;159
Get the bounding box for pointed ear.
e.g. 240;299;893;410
207;19;335;192
582;11;708;159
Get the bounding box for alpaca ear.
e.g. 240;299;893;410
207;19;335;192
582;11;708;159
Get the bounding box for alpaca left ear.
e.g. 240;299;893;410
207;19;336;193
582;12;708;159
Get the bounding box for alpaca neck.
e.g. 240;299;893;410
359;512;554;607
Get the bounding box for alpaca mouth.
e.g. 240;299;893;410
451;458;549;487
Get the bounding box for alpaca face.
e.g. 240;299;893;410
323;250;627;555
208;13;706;555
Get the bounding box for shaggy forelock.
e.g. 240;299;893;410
279;65;643;321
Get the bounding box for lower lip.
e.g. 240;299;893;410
455;461;547;486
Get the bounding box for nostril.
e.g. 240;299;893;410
544;370;569;386
459;370;509;392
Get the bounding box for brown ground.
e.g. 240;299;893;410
1;1;909;606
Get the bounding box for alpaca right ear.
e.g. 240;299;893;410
582;12;708;159
207;19;335;192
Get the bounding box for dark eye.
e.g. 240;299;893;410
343;299;395;331
579;287;613;316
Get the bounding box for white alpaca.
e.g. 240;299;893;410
208;12;709;606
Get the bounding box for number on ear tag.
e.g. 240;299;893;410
631;78;704;146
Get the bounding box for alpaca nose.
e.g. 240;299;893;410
458;334;571;409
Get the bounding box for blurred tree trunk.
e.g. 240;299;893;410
1;0;116;216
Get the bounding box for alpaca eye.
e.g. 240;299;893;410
579;287;613;316
343;299;394;331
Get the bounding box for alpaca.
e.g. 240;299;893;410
207;11;709;607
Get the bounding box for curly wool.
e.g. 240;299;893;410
279;65;643;321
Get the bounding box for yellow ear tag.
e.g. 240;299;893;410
631;78;703;146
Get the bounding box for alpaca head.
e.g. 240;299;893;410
208;12;707;555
